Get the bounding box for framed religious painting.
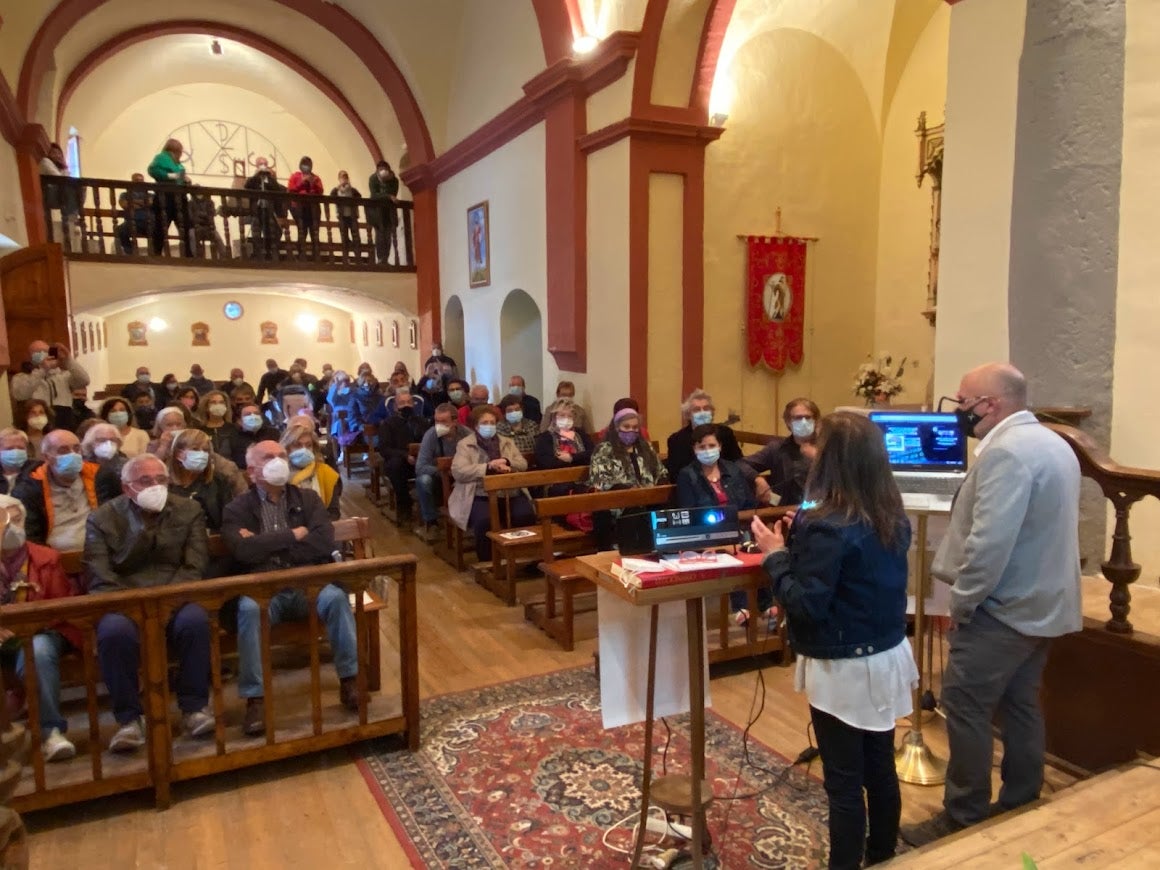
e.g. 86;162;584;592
467;200;490;288
318;319;334;343
260;321;279;344
191;321;210;346
375;320;383;347
362;321;369;347
128;321;148;346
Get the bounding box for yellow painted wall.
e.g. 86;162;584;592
872;5;950;406
1111;0;1160;579
646;173;685;439
0;142;27;246
703;27;881;435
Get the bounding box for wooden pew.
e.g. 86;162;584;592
433;456;473;570
380;443;422;527
2;552;418;813
361;423;384;504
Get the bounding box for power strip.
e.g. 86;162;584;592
643;815;692;840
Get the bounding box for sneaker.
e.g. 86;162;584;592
339;676;361;712
109;717;147;753
42;728;76;762
243;698;266;736
899;810;966;847
182;708;215;739
734;609;750;627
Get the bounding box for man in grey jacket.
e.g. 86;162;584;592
10;340;90;432
902;363;1081;846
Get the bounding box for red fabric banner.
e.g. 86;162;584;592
746;236;807;372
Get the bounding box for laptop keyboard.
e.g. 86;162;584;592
894;474;963;497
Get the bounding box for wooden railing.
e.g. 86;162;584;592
1046;423;1160;635
40;175;415;272
0;554;418;812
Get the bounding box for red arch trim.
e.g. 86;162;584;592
532;0;580;65
688;0;737;120
55;22;384;161
18;0;433;164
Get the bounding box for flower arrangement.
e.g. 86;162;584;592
853;354;908;405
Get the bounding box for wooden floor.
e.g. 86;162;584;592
20;483;1155;868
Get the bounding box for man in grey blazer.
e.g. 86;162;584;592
902;363;1082;846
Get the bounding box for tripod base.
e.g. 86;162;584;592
895;730;947;786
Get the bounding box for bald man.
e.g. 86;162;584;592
902;363;1082;846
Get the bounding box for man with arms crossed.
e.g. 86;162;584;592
902;363;1081;845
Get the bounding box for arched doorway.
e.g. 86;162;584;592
499;289;543;401
443;295;466;375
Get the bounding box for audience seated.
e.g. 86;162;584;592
184;365;216;396
165;428;234;532
414;403;469;537
131;393;158;431
533;400;594;495
14;430;118;550
539;381;592;434
268;384;311;429
85;454;213;751
507;375;541;424
197;390;240;461
10;340;91;433
256;359;288;405
594;398;651;444
0;494;83;762
379;372;428;421
587;407;669;549
325;371;361;456
0;429;36;495
664;389;742;481
351;365;382;422
121;366;164;408
417;363;449;408
445;379;470;419
20;400;53;460
450;404;534;562
280;421;343;519
496;394;538;453
159;373;181;406
99;397;149;458
741;397;819;506
80;423;128;502
174;386;201;417
423;343;458;375
229;385;257;421
317;364;335;395
377;389;431;525
228;368;255;397
457;384;490;427
150;407;248;496
70;388;96;429
233;402;280;469
222;440;359;736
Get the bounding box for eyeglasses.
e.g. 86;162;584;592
131;475;169;488
936;395;992;413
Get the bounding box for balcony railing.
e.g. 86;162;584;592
40;175;415;272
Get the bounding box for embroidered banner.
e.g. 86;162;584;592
746;236;808;372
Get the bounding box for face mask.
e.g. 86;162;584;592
448;390;465;403
509;385;523;397
955;404;987;438
618;430;639;446
208;403;228;418
790;418;815;439
73;399;88;410
30;351;47;366
241;414;264;433
1;448;28;468
691;410;713;427
27;416;48;431
94;441;119;461
435;423;451;437
300;164;311;173
181;449;209;472
288;447;314;469
137;374;151;384
54;452;84;476
267;366;278;374
261;457;291;486
695;448;721;466
166;382;178;392
232;378;244;387
559;394;574;402
378;170;389;179
556;417;574;431
505;411;523;425
108;411;130;427
338;387;350;395
3;524;26;550
477;424;497;439
398;406;414;417
134;484;169;513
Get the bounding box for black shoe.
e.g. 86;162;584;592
899;810;965;847
243;698;266;736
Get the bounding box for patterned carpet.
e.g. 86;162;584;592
358;667;831;868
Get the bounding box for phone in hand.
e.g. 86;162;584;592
47;346;59;359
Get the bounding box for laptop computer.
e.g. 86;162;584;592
869;411;967;507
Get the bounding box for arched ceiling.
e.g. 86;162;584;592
78;283;414;319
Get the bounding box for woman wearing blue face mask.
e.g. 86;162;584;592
495;394;538;453
664;389;743;480
740;398;819;508
99;397;149;458
449;404;533;562
280;420;342;519
165;429;233;533
324;371;361;459
0;428;36;496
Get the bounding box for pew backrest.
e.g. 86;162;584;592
483;465;590;531
533;484;676;561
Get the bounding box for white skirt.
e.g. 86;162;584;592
794;638;918;732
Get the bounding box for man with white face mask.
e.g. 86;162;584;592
740;397;820;507
85;454;213;751
663;388;743;480
222;441;358;735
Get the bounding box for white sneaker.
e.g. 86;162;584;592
42;728;76;762
109;717;146;753
183;708;215;738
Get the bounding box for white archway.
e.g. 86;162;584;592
443;295;466;375
499;289;543;402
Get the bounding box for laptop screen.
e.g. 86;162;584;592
869;412;967;473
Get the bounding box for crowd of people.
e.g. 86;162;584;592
40;138;406;264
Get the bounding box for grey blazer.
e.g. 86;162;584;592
931;410;1082;637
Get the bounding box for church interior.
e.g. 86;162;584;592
1;0;1160;866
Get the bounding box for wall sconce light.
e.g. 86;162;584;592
295;314;318;333
710;112;729;127
148;317;168;332
572;34;599;54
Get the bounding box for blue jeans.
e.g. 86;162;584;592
15;631;71;733
416;473;441;524
236;585;357;698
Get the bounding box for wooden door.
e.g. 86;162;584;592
0;243;69;375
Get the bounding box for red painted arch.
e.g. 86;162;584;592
54;22;384;161
688;0;737;120
17;0;433;164
532;0;582;65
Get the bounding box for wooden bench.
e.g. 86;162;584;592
361;423;385;504
434;456;473;570
476;466;592;605
526;485;676;650
379;443;422;528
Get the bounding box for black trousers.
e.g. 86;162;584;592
467;495;534;561
152;193;193;257
384;453;415;513
810;706;900;869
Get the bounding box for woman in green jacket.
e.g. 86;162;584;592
147;138;193;257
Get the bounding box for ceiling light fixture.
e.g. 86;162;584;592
572;34;598;54
211;39;223;56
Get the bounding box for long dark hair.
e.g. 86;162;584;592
604;412;663;481
804;412;906;549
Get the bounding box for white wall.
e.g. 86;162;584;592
0;142;26;247
435;123;556;403
71;313;110;400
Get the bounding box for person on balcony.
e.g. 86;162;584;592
330;171;363;263
11;340;91;434
147;138;193;258
288;156;324;260
368;160;400;265
85;454;213;752
39;143;83;252
243;158;286;261
115;173;151;255
191;189;227;259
